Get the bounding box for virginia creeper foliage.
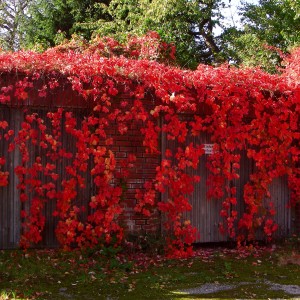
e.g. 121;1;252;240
0;33;299;257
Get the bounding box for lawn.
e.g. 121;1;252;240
0;238;300;299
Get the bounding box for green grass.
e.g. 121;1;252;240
0;240;300;299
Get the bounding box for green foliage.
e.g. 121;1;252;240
21;0;74;49
91;0;225;68
223;0;300;72
3;0;300;70
223;30;282;73
21;0;110;49
241;0;300;48
20;0;225;68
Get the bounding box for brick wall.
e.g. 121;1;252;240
113;119;161;236
111;94;161;236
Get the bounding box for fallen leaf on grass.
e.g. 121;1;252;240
90;275;96;281
128;283;136;292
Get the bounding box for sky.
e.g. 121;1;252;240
214;0;260;35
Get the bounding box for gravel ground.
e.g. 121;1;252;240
180;283;238;295
179;280;300;296
265;280;300;295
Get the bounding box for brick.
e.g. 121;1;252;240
126;182;144;188
142;224;159;232
129;130;141;136
146;218;160;225
131;215;150;220
105;129;116;135
111;146;119;152
115;135;134;141
137;147;147;152
143;153;160;158
134;159;146;166
146;158;160;163
124;189;138;195
123;201;135;209
127;178;144;183
120;146;136;152
116;152;127;158
132;225;142;231
116;140;134;146
132;137;144;143
135;172;156;179
135;220;146;225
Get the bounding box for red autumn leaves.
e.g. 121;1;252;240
0;34;299;257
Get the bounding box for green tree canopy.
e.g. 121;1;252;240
19;0;226;68
223;0;300;72
2;0;300;71
21;0;111;49
89;0;225;68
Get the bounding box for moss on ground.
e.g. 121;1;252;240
0;241;299;299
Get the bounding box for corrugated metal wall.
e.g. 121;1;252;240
162;119;292;243
0;107;93;249
0;107;21;249
0;107;293;248
268;177;291;238
182;132;228;243
29;108;96;248
162;130;229;242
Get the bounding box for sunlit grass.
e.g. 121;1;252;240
0;291;26;300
